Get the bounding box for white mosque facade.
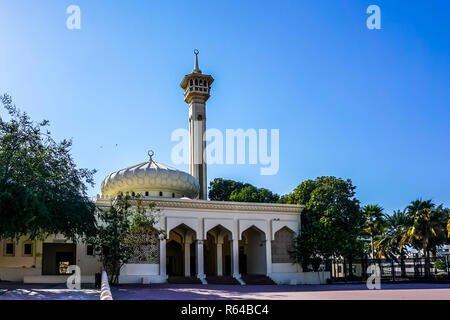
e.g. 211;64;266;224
0;52;330;285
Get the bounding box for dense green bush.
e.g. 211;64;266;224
434;260;447;270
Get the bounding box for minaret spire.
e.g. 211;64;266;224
180;50;214;200
193;49;202;74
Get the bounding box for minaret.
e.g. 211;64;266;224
180;50;214;200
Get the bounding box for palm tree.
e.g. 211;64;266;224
401;199;448;277
362;204;385;258
374;210;410;276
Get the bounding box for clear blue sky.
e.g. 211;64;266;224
1;1;449;213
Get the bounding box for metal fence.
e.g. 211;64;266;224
328;256;450;283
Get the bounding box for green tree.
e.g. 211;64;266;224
91;193;161;284
208;178;249;201
434;260;447;271
229;185;279;203
0;94;96;240
362;204;385;258
374;210;410;276
286;176;364;275
401;199;448;277
208;178;279;203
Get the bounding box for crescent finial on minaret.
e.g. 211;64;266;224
193;49;202;74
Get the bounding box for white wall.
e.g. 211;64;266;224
0;237;43;281
75;242;102;276
272;263;299;273
0;237;42;269
0;267;41;282
0;236;102;282
121;264;159;275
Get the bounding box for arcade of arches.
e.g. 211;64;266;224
164;224;296;278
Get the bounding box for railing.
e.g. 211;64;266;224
100;270;113;300
328;256;450;283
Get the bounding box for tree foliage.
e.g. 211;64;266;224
91;193;161;284
401;199;449;276
208;178;279;203
373;199;450;277
285;176;365;272
374;210;410;259
229;185;279;203
208;178;249;201
0;94;96;240
362;204;385;258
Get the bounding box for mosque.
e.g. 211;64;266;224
0;52;330;285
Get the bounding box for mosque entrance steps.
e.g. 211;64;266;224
241;274;277;285
205;276;240;285
167;276;202;284
166;275;277;285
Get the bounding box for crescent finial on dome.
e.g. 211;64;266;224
148;150;155;163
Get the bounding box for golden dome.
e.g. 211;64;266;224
101;158;199;199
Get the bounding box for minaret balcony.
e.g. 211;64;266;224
181;74;214;103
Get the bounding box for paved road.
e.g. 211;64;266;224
1;282;450;300
0;282;99;300
110;283;450;300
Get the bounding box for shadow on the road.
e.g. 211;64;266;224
0;283;100;300
109;283;450;300
2;282;450;300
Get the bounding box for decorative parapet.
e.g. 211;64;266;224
95;195;303;214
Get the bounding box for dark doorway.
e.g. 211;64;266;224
167;256;175;276
166;240;183;276
190;255;196;277
239;246;247;275
225;255;231;275
42;243;76;275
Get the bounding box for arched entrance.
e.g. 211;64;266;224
240;226;267;275
166;224;197;277
204;225;232;276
